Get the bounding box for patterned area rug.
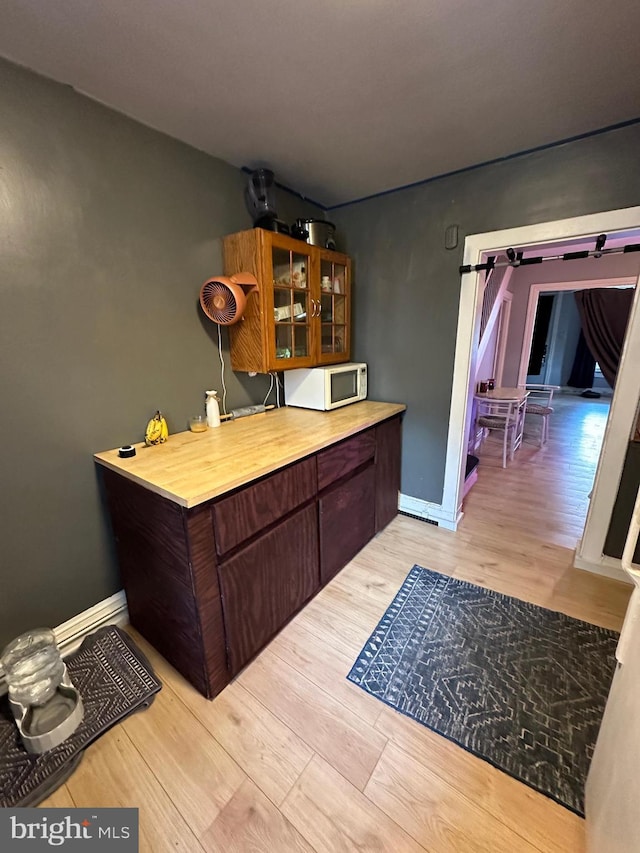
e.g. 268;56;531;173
348;566;618;816
0;626;161;807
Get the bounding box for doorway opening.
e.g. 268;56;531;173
517;277;637;388
442;207;640;582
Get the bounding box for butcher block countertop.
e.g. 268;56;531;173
94;401;405;508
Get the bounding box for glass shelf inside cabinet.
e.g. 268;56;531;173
319;258;347;354
320;260;346;295
272;246;310;360
321;324;347;354
273;247;308;290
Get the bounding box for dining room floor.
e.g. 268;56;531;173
470;393;612;549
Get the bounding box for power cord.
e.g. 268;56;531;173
217;324;228;415
263;373;275;406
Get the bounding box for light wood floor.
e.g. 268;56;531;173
42;395;632;851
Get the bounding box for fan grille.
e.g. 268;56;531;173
200;281;238;324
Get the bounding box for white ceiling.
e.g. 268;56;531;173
2;0;640;207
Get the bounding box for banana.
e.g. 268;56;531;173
145;410;169;446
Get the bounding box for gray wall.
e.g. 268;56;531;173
333;124;640;504
0;58;320;647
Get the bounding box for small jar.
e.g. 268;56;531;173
487;378;495;391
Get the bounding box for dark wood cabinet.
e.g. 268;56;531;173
317;429;376;491
101;470;228;699
212;457;316;556
375;415;402;532
99;411;403;698
218;504;319;675
319;463;376;586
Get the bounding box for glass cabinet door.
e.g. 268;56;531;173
271;244;312;364
319;258;348;359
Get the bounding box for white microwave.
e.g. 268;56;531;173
284;363;367;410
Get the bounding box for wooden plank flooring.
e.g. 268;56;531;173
42;395;632;851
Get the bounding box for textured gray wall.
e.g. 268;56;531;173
0;58;320;646
333;125;640;504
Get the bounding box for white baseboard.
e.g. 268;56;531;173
399;493;461;531
54;590;129;657
573;552;632;584
0;591;129;694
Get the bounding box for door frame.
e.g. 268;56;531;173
517;277;638;386
442;206;640;581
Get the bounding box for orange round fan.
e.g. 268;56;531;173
199;273;258;325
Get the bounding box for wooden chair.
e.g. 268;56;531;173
524;385;559;446
474;396;526;468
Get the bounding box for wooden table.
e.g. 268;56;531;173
476;386;529;402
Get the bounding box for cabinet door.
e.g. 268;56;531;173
218;503;319;675
266;233;315;371
317;251;351;364
375;416;402;532
319;463;375;586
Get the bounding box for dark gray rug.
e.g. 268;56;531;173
347;566;618;816
0;625;161;807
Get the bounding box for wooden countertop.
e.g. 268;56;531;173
94;401;405;508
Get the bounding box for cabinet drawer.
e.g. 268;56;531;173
212;457;316;556
218;503;319;675
317;429;376;491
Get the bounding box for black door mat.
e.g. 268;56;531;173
0;625;161;807
348;566;618;816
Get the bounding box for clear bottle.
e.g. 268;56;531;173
1;628;65;706
205;390;221;428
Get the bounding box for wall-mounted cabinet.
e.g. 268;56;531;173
223;229;351;373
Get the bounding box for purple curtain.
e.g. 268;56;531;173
574;288;635;388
